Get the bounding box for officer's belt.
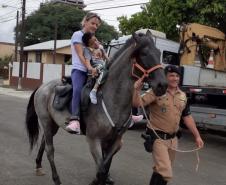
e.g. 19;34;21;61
146;128;177;140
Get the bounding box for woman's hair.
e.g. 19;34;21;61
82;32;95;47
81;12;101;27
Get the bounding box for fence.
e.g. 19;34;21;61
10;62;72;90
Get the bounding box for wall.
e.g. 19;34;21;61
27;52;36;63
27;50;67;64
0;42;14;58
57;46;71;55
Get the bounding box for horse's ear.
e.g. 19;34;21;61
146;30;153;38
132;32;139;42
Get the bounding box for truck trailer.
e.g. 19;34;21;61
107;24;226;132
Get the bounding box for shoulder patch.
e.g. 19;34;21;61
179;93;186;101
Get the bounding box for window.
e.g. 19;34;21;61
108;44;123;58
36;51;41;63
64;55;71;64
162;51;179;65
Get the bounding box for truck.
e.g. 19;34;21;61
107;24;226;133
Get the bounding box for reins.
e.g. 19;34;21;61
139;96;202;171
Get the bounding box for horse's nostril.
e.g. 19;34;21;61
158;82;166;89
155;82;167;96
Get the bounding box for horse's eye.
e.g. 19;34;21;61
141;51;148;57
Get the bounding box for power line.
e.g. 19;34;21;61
86;0;124;5
0;0;21;8
0;17;16;23
0;15;16;21
86;0;148;6
2;0;18;5
86;2;148;11
0;10;17;18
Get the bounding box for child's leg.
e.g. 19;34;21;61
92;82;99;92
89;71;104;104
89;83;98;104
96;71;104;85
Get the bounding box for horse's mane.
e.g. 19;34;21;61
106;36;136;69
106;33;150;69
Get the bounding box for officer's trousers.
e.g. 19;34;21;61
152;137;178;182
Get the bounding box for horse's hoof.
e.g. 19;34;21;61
106;175;114;185
35;168;45;176
89;179;98;185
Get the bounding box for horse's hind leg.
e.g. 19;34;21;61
42;120;61;185
35;134;46;176
36;124;59;177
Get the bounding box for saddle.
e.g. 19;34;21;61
53;83;72;111
52;76;95;112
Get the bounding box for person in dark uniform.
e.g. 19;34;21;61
133;65;204;185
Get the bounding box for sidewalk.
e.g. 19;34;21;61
0;85;32;99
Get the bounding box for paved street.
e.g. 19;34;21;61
0;93;226;185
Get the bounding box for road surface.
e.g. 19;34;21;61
0;94;226;185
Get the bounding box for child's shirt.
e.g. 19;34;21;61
83;47;105;67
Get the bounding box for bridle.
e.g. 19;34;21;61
131;58;163;81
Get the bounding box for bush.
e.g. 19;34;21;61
0;55;13;69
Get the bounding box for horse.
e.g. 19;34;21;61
25;31;168;185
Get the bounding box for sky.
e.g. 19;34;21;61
0;0;149;43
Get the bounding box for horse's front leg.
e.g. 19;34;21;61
87;137;104;185
97;136;123;185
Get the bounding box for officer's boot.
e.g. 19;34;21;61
149;172;167;185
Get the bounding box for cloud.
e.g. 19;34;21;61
0;0;146;43
0;21;15;43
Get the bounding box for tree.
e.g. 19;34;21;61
118;0;226;41
118;12;152;35
96;22;118;45
17;3;118;46
0;55;13;69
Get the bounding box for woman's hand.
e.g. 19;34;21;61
89;67;97;77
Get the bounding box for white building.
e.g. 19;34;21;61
50;0;86;9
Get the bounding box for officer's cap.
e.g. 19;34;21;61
164;65;181;76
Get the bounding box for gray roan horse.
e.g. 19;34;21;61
25;31;167;185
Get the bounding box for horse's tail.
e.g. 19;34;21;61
25;88;39;150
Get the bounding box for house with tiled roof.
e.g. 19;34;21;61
24;39;71;64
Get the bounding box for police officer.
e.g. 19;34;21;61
133;65;204;185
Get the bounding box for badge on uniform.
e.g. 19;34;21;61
179;94;186;101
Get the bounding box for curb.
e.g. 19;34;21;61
0;86;32;99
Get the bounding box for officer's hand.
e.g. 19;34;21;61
134;79;143;91
195;136;204;148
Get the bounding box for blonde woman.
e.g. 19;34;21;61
66;13;101;134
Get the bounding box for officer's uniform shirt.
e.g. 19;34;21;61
141;88;190;134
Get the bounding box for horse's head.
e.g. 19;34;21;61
131;31;168;96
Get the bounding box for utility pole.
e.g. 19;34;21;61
18;0;26;90
15;10;19;62
53;20;57;64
